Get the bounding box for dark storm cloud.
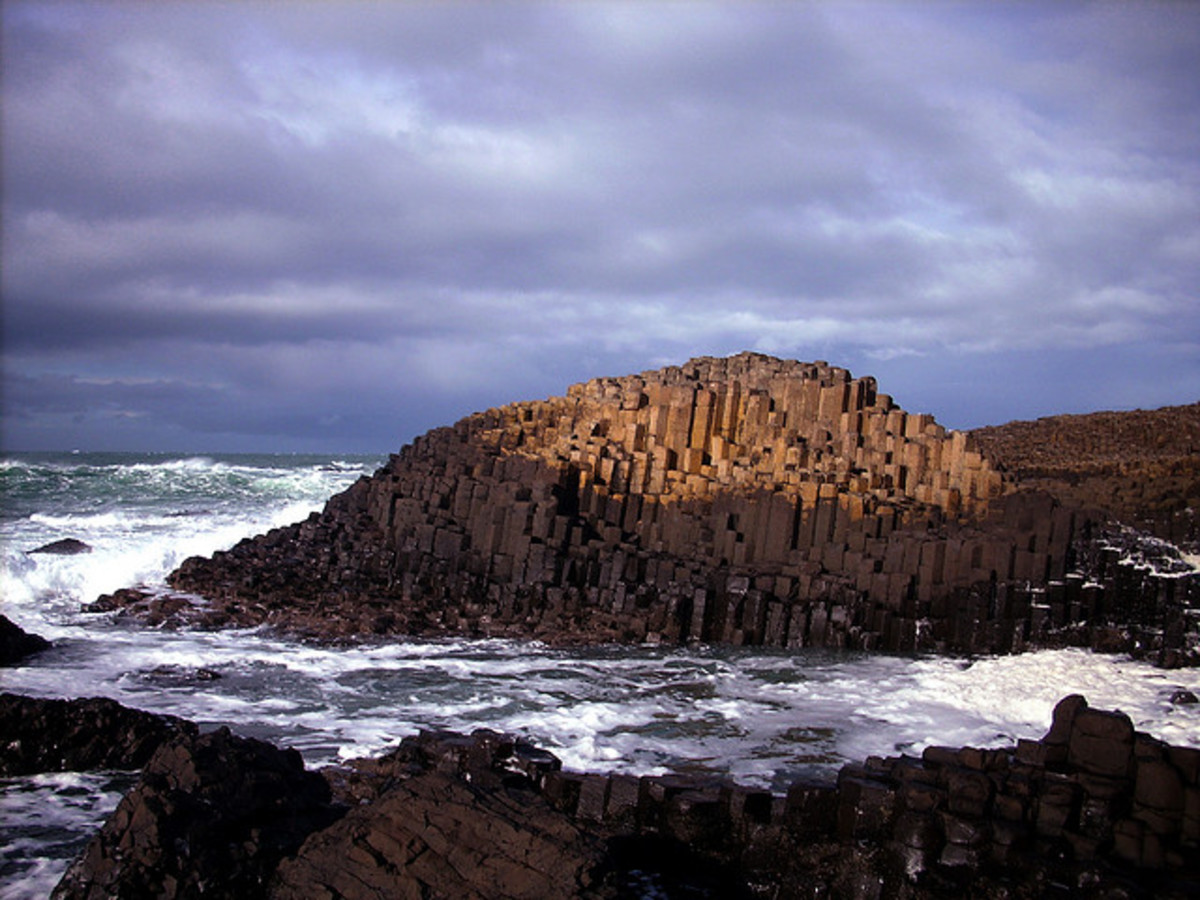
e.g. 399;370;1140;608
2;1;1198;451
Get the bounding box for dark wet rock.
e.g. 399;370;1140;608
83;587;207;629
309;709;1200;899
0;614;51;665
1170;689;1198;704
50;695;1200;899
0;693;197;776
272;768;749;900
269;771;614;900
139;664;223;686
52;727;340;900
28;538;92;555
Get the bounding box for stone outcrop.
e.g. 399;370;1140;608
270;771;615;899
28;538;93;555
389;697;1200;899
94;352;1197;661
283;730;745;900
0;614;51;666
51;696;1200;899
53;727;339;900
0;692;197;776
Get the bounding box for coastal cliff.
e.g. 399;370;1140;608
98;352;1198;662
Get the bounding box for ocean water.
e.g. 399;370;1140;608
2;452;1199;899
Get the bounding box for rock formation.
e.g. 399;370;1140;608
0;615;51;666
0;693;196;776
94;352;1198;662
45;694;1200;899
270;769;616;899
28;538;93;555
52;726;339;900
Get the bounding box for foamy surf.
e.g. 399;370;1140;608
5;630;1197;784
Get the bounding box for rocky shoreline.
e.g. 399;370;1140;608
89;353;1199;664
0;691;1192;899
11;353;1199;895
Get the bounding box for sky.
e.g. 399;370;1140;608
2;1;1198;453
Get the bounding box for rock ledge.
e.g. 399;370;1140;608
38;693;1200;899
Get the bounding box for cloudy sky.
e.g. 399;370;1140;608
3;1;1198;453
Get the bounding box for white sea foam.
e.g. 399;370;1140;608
10;628;1195;788
1;455;372;637
0;771;137;900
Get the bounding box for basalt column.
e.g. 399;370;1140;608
155;352;1197;659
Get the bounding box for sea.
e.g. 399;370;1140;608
2;451;1199;899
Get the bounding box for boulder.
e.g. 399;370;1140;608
52;727;340;900
1043;693;1088;742
0;615;51;665
0;693;197;775
1068;706;1135;778
269;771;611;900
28;538;93;555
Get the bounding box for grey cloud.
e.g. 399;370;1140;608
3;1;1198;451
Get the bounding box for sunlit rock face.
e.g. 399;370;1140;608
103;352;1193;662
